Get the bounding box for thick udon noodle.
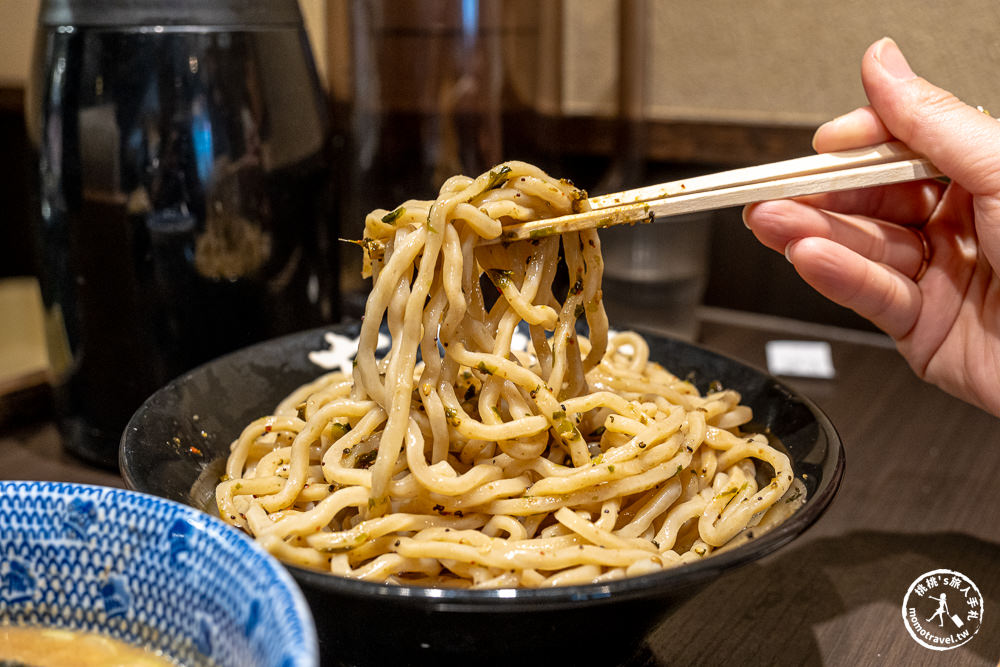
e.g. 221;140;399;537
216;161;801;588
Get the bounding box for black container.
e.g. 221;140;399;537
27;0;338;469
120;322;845;667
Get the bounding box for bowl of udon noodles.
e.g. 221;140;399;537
0;480;318;667
121;162;844;666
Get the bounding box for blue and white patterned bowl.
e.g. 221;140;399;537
0;480;318;667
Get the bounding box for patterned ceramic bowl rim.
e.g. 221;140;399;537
0;480;319;667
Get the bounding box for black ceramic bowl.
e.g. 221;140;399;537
121;322;844;667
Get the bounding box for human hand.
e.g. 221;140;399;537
743;37;1000;417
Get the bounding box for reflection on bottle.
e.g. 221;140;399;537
191;95;214;185
194;157;272;281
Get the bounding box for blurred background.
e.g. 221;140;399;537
6;0;999;323
3;0;1000;438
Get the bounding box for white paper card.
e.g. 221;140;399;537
765;340;835;379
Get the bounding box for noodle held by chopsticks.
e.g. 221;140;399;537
217;161;801;587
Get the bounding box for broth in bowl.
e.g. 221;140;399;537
1;626;177;667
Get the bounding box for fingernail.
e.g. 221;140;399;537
817;108;856;133
874;37;916;81
741;206;752;229
814;114;846;145
783;240;797;264
815;116;840;134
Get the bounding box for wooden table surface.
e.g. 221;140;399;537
3;309;999;666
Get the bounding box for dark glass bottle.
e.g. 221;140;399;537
27;0;339;469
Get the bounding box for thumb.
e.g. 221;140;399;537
862;37;1000;196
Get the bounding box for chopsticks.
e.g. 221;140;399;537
493;142;943;243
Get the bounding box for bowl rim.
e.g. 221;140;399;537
121;322;845;606
0;479;320;663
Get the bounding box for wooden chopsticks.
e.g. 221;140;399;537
492;142;943;243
